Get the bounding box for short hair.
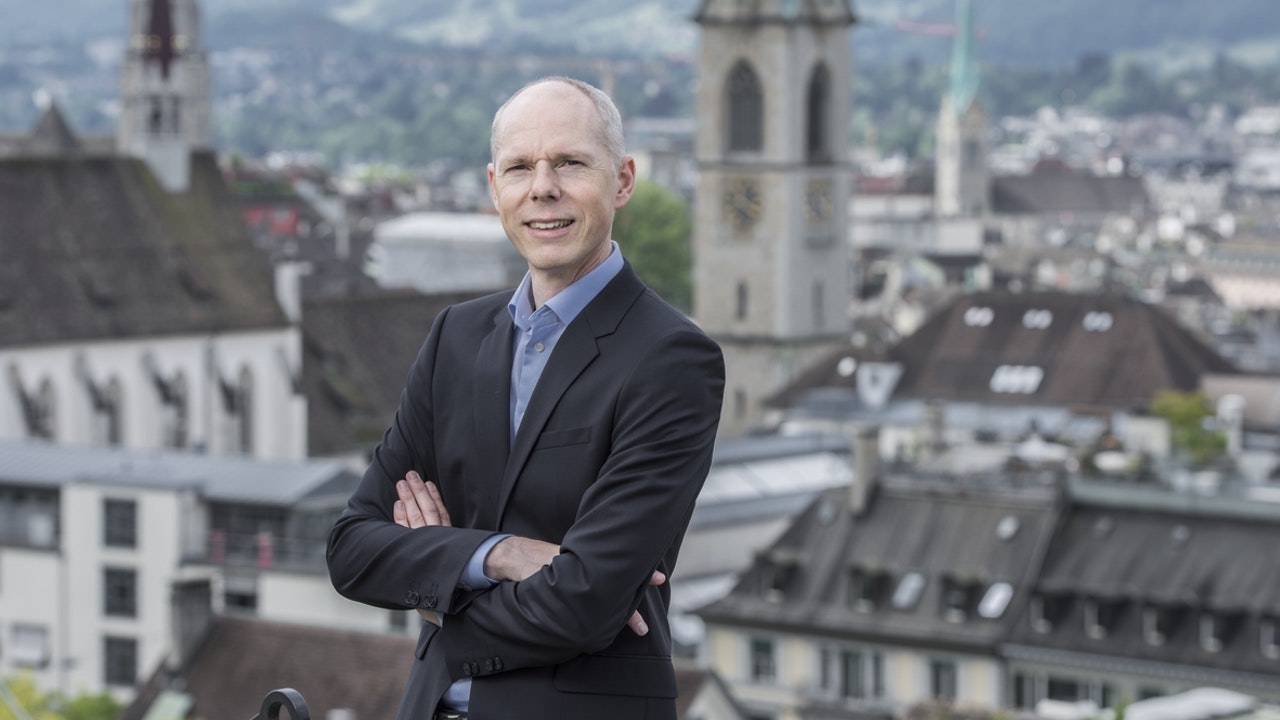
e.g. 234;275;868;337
490;76;627;170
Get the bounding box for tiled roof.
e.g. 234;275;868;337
696;477;1061;651
301;287;495;456
168;616;414;720
991;165;1148;216
774;290;1237;413
0;152;287;347
1008;482;1280;684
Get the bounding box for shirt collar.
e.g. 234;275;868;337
507;241;624;330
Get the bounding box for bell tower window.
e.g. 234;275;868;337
726;61;763;153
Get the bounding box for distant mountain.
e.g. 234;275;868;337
2;0;1277;69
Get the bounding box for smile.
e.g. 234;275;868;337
527;220;573;230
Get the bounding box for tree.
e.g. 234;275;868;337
612;179;693;312
1149;390;1227;467
0;675;120;720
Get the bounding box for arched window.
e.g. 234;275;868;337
806;63;832;163
220;366;253;454
726;61;763;152
34;379;55;440
160;372;188;449
91;378;123;446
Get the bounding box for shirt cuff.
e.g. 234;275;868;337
460;533;511;590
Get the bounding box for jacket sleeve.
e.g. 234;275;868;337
326;305;497;615
439;326;725;678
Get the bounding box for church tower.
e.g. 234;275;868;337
118;0;212;192
934;0;989;217
692;0;856;436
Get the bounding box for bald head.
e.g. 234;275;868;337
490;77;627;171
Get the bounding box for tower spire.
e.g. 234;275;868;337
948;0;978;115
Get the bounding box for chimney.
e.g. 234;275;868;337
850;425;881;516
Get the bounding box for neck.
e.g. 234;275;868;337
529;241;613;308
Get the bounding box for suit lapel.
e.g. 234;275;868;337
495;263;646;527
473;307;513;527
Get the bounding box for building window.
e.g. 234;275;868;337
849;569;885;612
806;63;831;163
941;578;972;623
735;281;749;321
10;624;51;668
930;659;957;700
104;567;138;617
840;649;865;699
1085;598;1122;640
1047;677;1082;702
14;376;57;440
1143;605;1173;646
749;637;776;684
103;636;138;687
812;281;825;331
726;61;763;152
104;499;138;548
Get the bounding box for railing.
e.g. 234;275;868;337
250;689;309;720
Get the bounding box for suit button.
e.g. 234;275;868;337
493;657;503;671
483;659;493;672
404;591;420;606
423;594;438;609
462;663;474;676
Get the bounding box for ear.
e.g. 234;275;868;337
613;156;637;209
487;163;499;209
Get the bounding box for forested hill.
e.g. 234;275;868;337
1;0;1277;69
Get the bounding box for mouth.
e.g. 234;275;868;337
526;219;573;230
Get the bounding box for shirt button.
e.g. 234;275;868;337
534;342;545;352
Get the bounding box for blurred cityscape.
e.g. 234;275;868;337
2;1;1280;719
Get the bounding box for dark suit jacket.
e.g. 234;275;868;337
327;263;724;720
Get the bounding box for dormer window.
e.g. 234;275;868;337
1262;619;1280;660
1201;613;1222;653
760;550;799;603
1143;605;1176;646
1085;597;1123;640
1030;592;1070;633
848;569;887;612
941;578;976;623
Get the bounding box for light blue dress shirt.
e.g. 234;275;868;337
442;243;624;711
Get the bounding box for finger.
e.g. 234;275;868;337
397;480;426;528
425;481;452;527
649;570;666;587
393;500;409;527
406;472;443;526
627;611;649;636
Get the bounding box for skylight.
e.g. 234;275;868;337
989;365;1044;394
892;572;926;609
1022;309;1053;329
978;582;1014;619
964;306;994;327
1082;311;1114;332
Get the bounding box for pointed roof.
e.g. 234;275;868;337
948;0;980;114
0;152;288;347
26;103;81;156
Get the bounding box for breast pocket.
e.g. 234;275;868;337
533;426;592;451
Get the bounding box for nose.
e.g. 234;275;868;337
529;161;561;201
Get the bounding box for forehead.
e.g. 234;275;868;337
493;84;605;160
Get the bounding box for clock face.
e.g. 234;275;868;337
805;178;833;224
723;177;762;232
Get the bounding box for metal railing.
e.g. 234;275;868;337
250;689;310;720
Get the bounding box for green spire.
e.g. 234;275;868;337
949;0;978;114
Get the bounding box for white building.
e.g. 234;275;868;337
0;440;403;702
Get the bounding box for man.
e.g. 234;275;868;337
326;77;725;720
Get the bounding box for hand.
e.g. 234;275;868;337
485;537;666;636
393;471;449;625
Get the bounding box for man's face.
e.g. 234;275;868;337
488;82;635;287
